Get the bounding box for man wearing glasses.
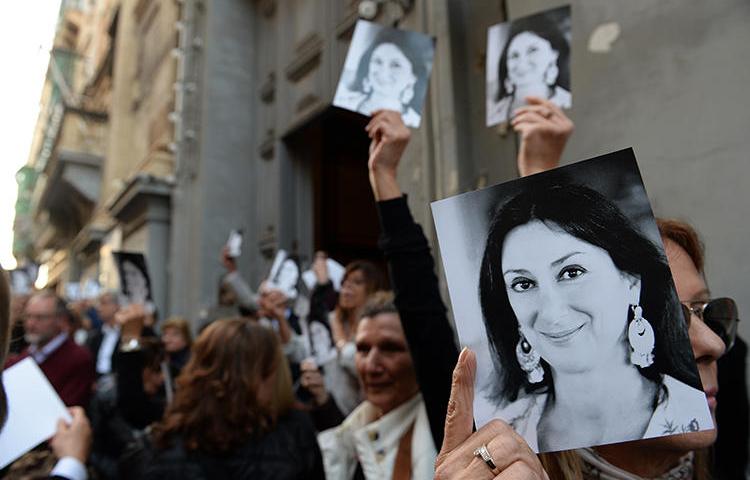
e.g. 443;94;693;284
4;290;95;407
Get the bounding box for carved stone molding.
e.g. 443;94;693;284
295;93;320;114
259;128;275;160
259;72;275;103
285;33;323;83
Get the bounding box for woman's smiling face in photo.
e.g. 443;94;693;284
367;42;416;99
506;31;558;89
501;220;641;374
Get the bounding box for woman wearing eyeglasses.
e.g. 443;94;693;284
437;104;740;479
535;219;738;479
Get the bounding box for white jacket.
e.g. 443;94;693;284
318;394;436;480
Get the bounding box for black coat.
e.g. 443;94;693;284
135;410;325;480
376;196;460;449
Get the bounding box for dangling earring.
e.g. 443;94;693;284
399;83;415;106
362;78;372;94
628;304;655;368
504;78;515;95
516;332;544;384
544;63;559;86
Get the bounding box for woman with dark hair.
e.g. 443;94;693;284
300;260;386;423
365;107;731;479
120;259;151;305
335;26;432;126
489;12;571;124
478;183;708;451
141;318;324;479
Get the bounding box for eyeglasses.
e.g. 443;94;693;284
21;313;58;322
680;297;740;351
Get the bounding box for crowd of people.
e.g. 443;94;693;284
0;98;746;479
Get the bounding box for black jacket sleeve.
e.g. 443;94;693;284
377;195;459;450
309;281;337;325
116;349;166;429
309;396;346;432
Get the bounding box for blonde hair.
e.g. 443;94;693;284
539;449;711;480
539;451;583;479
161;316;193;347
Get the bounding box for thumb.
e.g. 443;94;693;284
439;347;477;456
53;418;68;438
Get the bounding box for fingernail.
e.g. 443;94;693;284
458;346;469;364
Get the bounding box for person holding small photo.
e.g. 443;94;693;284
300;259;385;421
490;13;571;125
366;105;737;479
337;27;431;126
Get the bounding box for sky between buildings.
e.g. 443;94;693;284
0;1;62;269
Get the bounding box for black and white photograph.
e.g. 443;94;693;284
486;5;572;127
333;20;435;128
112;251;154;308
266;249;300;299
431;148;712;452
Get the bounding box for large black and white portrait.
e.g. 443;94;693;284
333;20;435;128
431;149;712;452
486;6;572;127
112;251;153;307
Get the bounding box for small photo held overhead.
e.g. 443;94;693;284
333;20;435;128
112;251;154;310
431;148;712;453
226;229;244;258
266;249;300;300
486;5;571;127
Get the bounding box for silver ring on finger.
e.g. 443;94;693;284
473;444;497;471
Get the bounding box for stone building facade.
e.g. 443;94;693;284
16;0;750;349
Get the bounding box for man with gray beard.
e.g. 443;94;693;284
4;290;95;407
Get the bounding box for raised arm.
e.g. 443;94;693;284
511;96;574;177
221;246;259;312
366;110;459;449
435;349;549;480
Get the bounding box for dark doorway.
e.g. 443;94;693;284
285;107;385;270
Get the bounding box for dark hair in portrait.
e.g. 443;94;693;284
349;27;433;113
496;10;570;102
478;183;701;404
114;253;153;301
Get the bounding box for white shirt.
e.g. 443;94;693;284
29;332;68;364
318;393;436;480
95;324;120;375
50;456;87;480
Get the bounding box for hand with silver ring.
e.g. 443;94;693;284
473;444;497;470
434;348;549;480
